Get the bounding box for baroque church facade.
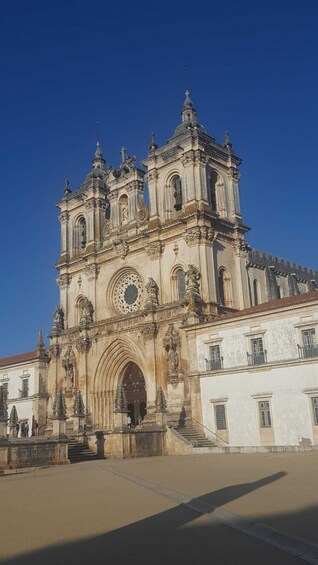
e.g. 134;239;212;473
47;91;318;441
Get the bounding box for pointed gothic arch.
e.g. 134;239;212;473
218;267;233;307
92;337;148;430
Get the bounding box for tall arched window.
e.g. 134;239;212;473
253;279;259;306
78;218;87;249
119;195;129;224
177;269;186;300
73;217;87;255
209;170;218;211
172;175;183;211
219;268;233;307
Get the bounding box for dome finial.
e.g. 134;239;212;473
149;132;158;153
92;140;105;170
181;89;197;125
224;130;232;149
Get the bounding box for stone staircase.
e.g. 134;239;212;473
68;439;99;464
175;422;215;448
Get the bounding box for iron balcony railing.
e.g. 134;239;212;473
19;389;29;399
205;357;223;371
298;344;318;359
247;350;267;366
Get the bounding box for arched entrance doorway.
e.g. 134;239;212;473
122;363;147;425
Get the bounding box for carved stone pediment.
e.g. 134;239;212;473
113;239;129;259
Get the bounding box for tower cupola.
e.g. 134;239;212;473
181;89;197;126
92;141;106;170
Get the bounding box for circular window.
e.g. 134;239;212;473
113;272;143;314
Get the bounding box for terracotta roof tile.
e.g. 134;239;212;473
0;350;39;368
220;291;318;321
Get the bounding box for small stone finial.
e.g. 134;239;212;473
120;146;127;164
0;386;8;421
155;386;167;413
224;130;232;148
52;388;67;420
148;132;158;152
115;384;128;413
73;389;85;418
95;141;102;158
183;89;193;108
37;330;44;350
64;178;72;195
9;405;18;426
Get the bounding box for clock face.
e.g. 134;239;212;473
114;272;143;314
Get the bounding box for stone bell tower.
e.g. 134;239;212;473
143;90;250;314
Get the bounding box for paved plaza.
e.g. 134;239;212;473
1;452;318;564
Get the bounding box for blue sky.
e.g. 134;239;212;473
1;0;317;356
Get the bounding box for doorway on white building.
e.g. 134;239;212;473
122;363;147;425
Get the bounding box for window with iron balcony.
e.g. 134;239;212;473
206;344;223;371
298;329;318;359
247;337;267;366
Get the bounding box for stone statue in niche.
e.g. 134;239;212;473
62;346;76;390
184;264;202;314
144;277;159;310
79;297;94;328
163;324;181;377
79;220;87;249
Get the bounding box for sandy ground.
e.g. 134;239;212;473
1;452;318;564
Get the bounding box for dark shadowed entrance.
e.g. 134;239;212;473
122;363;147;425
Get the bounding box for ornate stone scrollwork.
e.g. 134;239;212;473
140;322;157;339
183;227;217;247
76;335;91;353
83;263;100;280
182;227;201;246
59;211;69;223
102;219;112;239
233;239;250;257
145;241;164;260
113;239;129;259
56;274;72;289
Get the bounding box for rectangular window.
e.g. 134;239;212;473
215;404;227;430
21;379;29;398
312;397;318;425
259;400;272;427
207;345;222;370
249;337;266;365
302;329;318;358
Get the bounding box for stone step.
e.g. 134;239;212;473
175;423;215;448
68;441;99;463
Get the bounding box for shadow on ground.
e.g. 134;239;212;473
2;470;317;565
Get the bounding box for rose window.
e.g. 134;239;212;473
113;272;143;314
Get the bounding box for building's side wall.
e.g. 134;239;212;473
194;303;318;447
